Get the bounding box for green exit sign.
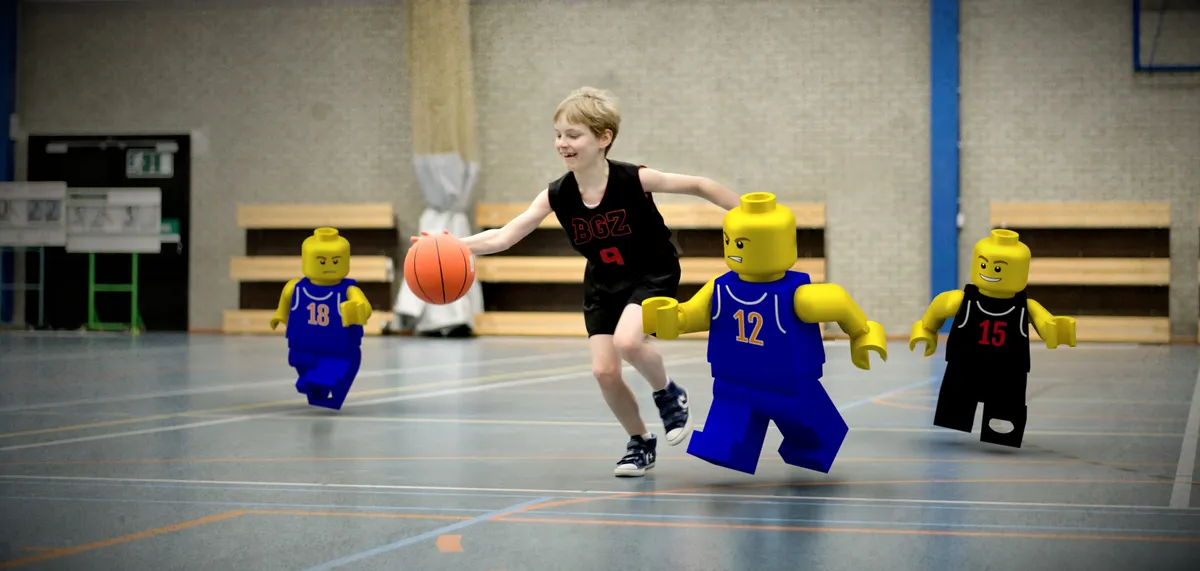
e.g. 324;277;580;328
127;149;173;178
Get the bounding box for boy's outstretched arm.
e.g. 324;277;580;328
638;168;741;210
412;189;552;256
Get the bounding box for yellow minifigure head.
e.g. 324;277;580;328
970;229;1031;297
301;227;351;285
722;192;797;281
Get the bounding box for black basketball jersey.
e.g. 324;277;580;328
547;159;678;289
944;284;1031;372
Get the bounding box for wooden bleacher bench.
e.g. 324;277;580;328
223;203;399;335
236;203;397;229
1026;258;1170;286
470;201;827;338
991;200;1171;343
229;256;395;282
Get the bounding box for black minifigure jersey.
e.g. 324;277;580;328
944;284;1032;373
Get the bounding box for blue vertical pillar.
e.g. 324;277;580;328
0;0;15;324
930;0;960;332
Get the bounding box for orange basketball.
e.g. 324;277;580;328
404;231;476;305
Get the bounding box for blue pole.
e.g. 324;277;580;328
0;0;16;325
1133;0;1142;71
930;0;960;332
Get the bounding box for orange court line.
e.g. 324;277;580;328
436;534;464;553
0;510;247;568
492;515;1200;543
0;508;473;568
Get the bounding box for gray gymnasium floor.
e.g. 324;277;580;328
0;331;1198;571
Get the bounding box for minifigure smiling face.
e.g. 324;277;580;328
970;229;1031;296
722;192;797;279
302;227;351;285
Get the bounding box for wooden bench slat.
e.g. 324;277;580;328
1028;315;1169;344
990;202;1170;228
237;204;396;229
222;309;392;335
473;256;825;284
474;202;825;229
1026;258;1170;286
229;256;395;282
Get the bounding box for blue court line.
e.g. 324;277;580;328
297;495;552;571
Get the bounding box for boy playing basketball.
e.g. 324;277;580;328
454;87;741;476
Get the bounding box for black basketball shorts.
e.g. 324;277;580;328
582;257;682;337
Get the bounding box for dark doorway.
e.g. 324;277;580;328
25;134;190;331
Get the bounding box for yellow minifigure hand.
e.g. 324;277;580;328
850;321;888;370
270;313;286;330
1043;316;1076;349
642;297;683;340
340;300;369;327
908;320;938;357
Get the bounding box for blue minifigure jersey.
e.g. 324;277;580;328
286;277;364;354
707;270;826;388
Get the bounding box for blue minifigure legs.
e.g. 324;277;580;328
288;349;362;410
773;388;848;473
687;393;771;474
687;378;849;475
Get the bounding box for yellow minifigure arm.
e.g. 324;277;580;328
793;284;887;370
642;278;715;340
270;278;300;330
908;289;964;356
1027;298;1076;349
340;285;373;327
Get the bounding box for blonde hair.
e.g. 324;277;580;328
554;86;620;155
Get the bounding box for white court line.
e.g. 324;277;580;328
0;474;1194;512
0;348;594;413
187;413;1191;438
0;357;704;453
1169;364;1200;508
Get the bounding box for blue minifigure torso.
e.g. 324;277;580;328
286;277;364;354
707;270;826;390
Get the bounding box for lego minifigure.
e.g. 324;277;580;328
909;228;1076;447
643;192;887;475
270;227;372;410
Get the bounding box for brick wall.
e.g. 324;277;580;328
14;0;1199;337
960;0;1200;338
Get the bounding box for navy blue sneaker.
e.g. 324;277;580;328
614;434;657;477
653;380;693;446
